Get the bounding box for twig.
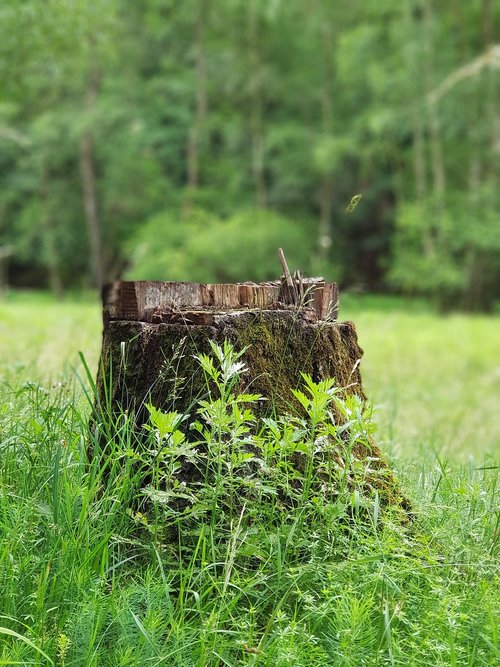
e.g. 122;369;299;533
278;247;293;288
428;44;500;105
278;247;299;303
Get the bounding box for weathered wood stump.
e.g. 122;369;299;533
96;276;408;512
97;278;365;420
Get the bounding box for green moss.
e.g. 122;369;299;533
95;312;408;511
98;313;368;426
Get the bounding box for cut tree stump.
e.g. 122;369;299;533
96;276;408;511
97;277;357;422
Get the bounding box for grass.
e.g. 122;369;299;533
0;292;498;665
343;295;500;461
2;291;498;461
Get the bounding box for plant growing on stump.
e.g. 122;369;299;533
126;340;408;561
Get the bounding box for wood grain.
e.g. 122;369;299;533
103;279;339;324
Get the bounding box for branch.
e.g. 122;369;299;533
0;126;31;147
428;44;500;105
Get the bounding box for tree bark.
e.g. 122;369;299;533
80;67;104;290
95;278;408;513
404;2;433;255
99;278;344;424
422;1;446;217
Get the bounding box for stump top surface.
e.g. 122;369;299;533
103;279;339;324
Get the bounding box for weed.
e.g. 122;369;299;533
0;297;498;665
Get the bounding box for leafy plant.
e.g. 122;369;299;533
131;340;403;562
0;307;498;665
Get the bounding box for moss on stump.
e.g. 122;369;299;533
95;281;409;516
98;311;365;422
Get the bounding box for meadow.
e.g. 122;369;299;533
0;293;498;665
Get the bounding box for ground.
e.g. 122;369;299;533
0;292;498;665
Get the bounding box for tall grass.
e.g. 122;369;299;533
343;296;500;461
0;295;498;664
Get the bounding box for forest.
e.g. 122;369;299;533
1;3;499;663
1;0;499;310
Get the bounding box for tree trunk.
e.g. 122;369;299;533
404;3;433;256
184;0;209;213
422;1;446;217
247;2;267;209
318;13;335;263
481;0;493;46
0;246;13;296
98;278;348;422
412;112;427;202
95;278;408;512
41;167;64;298
80;67;104;290
464;0;497;311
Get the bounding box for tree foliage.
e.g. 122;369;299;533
0;0;499;308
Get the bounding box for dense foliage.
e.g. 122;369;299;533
0;332;498;664
1;0;499;308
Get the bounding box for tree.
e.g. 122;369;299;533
0;0;498;308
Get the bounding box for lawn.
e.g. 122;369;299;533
0;293;498;665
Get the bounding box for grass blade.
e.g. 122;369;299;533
0;627;54;664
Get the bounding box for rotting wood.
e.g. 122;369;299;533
98;275;346;428
95;274;410;514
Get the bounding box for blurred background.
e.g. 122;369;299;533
0;0;499;311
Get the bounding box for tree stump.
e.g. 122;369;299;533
96;277;408;512
97;278;361;419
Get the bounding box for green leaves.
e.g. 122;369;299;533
126;208;316;284
144;404;184;441
2;0;499;306
292;373;339;428
0;626;54;664
346;194;363;213
139;341;385;543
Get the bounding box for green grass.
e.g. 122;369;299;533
0;293;498;665
0;293;100;383
343;296;500;461
2;291;498;461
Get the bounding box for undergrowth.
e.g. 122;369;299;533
0;341;498;665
